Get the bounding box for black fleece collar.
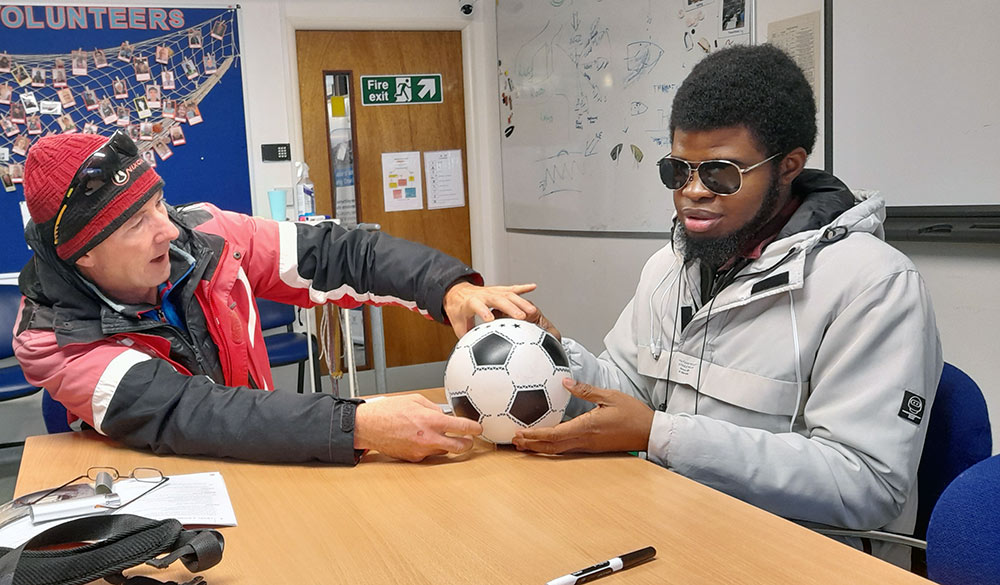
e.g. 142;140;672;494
777;169;856;240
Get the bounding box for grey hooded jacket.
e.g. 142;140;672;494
563;170;942;562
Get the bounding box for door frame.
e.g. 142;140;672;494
279;7;506;284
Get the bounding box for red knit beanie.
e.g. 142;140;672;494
24;132;163;262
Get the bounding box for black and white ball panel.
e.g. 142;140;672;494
508;386;552;426
449;393;483;423
541;333;570;368
470;333;514;367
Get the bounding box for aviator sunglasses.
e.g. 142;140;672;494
657;151;782;196
53;130;139;245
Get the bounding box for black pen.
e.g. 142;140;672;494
546;546;656;585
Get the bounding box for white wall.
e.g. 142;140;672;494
505;234;666;349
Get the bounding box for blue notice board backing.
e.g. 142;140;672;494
0;5;250;274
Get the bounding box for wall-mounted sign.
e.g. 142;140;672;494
361;74;442;106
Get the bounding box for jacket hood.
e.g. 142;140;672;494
21;220;100;311
778;169;857;238
784;170;887;256
19;205;208;345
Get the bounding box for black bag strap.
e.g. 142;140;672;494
0;514;224;585
145;529;224;572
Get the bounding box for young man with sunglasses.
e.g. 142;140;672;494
14;130;538;464
514;45;941;566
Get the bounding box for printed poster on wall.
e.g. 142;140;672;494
0;4;250;273
381;151;423;213
424;149;465;210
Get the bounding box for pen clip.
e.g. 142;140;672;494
571;561;609;577
575;566;614;585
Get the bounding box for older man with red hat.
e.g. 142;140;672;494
14;130;536;464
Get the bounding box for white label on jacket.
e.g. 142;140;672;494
671;355;702;388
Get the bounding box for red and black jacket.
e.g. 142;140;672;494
14;203;481;464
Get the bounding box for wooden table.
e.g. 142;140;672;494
13;392;930;585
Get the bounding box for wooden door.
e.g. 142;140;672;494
296;30;471;368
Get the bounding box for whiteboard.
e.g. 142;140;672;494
833;0;1000;207
497;0;755;232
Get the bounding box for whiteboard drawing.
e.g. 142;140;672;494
498;0;751;232
624;41;663;87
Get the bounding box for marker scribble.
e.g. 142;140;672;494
585;131;603;156
625;41;663;87
537;150;584;197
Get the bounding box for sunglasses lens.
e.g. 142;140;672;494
73;153;120;196
78;169;109;196
699;161;742;195
108;130;138;157
68;131;138;197
658;158;690;189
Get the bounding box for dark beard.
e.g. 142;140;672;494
676;176;782;269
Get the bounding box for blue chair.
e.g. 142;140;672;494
926;454;1000;585
915;363;993;538
907;362;993;572
0;285;41;448
812;362;992;571
42;389;72;433
256;298;321;393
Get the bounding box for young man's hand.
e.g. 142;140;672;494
512;379;654;454
522;307;562;341
443;281;538;337
354;394;482;462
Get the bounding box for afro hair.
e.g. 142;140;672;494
669;44;817;156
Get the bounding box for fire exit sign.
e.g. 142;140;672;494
360;74;443;106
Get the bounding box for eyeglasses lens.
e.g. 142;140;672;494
130;467;163;483
659;158;691;190
698;161;742;195
659;158;745;195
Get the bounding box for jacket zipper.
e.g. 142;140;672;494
681;246;801;332
148;320;210;375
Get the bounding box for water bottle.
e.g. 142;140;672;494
294;161;315;218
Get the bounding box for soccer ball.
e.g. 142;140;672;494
444;319;572;444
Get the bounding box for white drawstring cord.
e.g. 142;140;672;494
788;291;803;433
647;258;681;359
692;289;719;416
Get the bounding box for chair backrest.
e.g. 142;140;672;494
256;298;296;332
0;285;70;431
0;284;39;404
42;389;72;433
0;284;23;360
915;362;993;539
926;454;1000;585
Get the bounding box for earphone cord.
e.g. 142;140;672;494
693;291;719;416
